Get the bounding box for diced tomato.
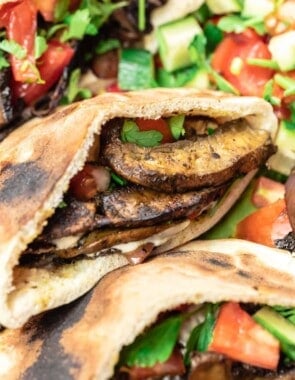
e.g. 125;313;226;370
32;0;57;21
6;0;38;83
106;82;123;92
136;118;174;144
235;199;292;247
13;40;74;104
69;164;110;201
252;176;285;208
0;1;20;27
212;29;274;97
209;302;280;370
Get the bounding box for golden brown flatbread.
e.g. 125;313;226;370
0;88;277;328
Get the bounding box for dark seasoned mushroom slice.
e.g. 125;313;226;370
94;184;226;228
101;119;276;193
41;197;97;240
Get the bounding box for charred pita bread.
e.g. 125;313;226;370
0;88;277;328
0;239;294;379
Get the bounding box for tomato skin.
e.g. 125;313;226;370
13;40;74;104
32;0;57;21
6;0;38;83
209;302;280;370
235;199;292;247
69;164;99;201
136;118;174;144
252;176;285;208
212;29;274;97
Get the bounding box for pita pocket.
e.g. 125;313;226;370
0;239;295;379
0;88;277;328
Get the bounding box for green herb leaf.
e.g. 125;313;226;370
247;58;279;70
138;0;146;31
61;68;92;104
35;35;48;59
47;23;67;39
211;70;240;95
95;38;120;55
263;79;281;106
0;51;10;69
54;0;70;21
61;9;91;41
168;115;185;140
57;200;67;208
203;22;223;54
218;15;266;35
189;33;207;68
0;39;26;59
121;120;163;147
273;307;295;325
120;315;183;367
110;171;128;187
184;304;219;365
156;65;197;88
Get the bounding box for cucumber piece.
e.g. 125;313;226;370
242;0;274;18
254;307;295;347
206;0;241;14
268;120;295;175
268;31;295;72
157;16;201;72
185;68;210;89
118;48;155;90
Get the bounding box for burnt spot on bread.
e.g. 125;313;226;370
0;161;49;203
205;256;234;270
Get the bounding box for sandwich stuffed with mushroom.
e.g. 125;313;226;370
1;239;295;380
0;88;277;329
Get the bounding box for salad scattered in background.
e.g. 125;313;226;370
0;0;294;251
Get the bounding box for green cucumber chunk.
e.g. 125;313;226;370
206;0;241;14
157;16;201;72
118;48;155;90
254;307;295;347
242;0;274;18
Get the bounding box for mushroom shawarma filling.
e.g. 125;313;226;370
113;302;295;380
22;114;275;266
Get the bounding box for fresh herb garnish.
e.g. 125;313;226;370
168;115;185;140
218;15;266;36
247;58;279;70
263;79;281;106
57;200;67;208
0;51;9;69
61;9;91;41
184;303;219;364
34;35;48;59
61;68;92;104
138;0;146;31
0;39;26;59
211;70;240;95
110;172;128;187
203;22;223;54
95;38;120;55
119;314;183;367
121;120;163;147
274;74;295;97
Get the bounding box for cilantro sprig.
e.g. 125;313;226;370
121;120;163;147
119;314;183;367
184;303;219;364
217;14;266;36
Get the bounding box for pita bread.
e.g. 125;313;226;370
0;88;277;328
0;239;294;380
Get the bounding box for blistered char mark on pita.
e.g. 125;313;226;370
0;161;49;203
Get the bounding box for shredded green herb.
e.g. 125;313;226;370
121;120;163;147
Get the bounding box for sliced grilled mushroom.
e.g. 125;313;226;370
101;119;276;193
94;184;226;228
